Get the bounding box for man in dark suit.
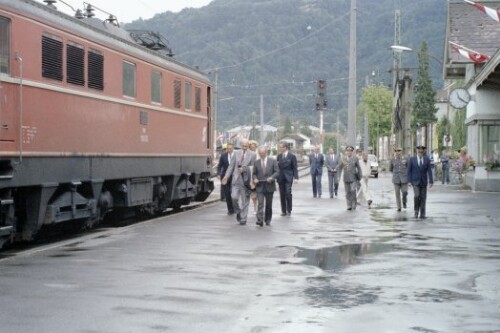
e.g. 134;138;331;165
217;142;234;215
407;145;433;219
277;142;299;216
325;147;340;198
253;146;279;226
309;146;324;198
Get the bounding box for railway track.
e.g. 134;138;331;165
1;165;310;258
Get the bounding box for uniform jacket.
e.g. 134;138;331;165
338;155;362;183
390;156;409;184
225;149;256;186
325;153;339;173
309;153;324;175
407;155;433;186
253;157;279;193
277;152;299;183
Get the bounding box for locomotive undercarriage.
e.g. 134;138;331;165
0;172;213;247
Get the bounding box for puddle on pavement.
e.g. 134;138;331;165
293;243;394;271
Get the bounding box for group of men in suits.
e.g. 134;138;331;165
219;140;299;227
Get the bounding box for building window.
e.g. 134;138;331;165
88;49;104;90
0;17;10;74
151;70;161;103
481;125;500;166
195;87;201;112
122;61;136;97
185;82;192;110
42;34;63;81
66;42;84;86
174;79;181;108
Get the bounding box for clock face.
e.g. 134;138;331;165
449;88;470;109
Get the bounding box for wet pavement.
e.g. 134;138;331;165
0;172;499;333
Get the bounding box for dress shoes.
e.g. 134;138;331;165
403;203;407;209
227;211;235;215
420;216;427;219
256;221;263;227
397;208;401;212
414;211;419;218
347;207;352;211
330;195;333;198
239;221;247;225
286;211;292;216
236;213;241;222
265;221;271;226
281;212;287;216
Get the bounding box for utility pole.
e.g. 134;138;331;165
260;94;264;145
347;0;357;146
213;68;219;154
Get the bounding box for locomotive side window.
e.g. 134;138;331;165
66;42;84;86
0;17;10;74
88;49;104;90
151;70;161;103
122;61;136;98
195;87;201;112
185;81;192;111
174;79;181;109
42;34;63;81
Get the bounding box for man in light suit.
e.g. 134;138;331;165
222;138;256;225
217;142;234;215
325;147;339;198
252;146;279;226
277;142;299;216
407;145;433;219
309;146;324;198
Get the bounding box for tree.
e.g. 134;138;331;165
359;84;393;156
412;41;438;145
451;109;467;150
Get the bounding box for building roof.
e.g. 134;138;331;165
473;47;500;89
445;1;500;79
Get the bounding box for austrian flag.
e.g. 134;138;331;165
464;0;500;22
449;41;490;64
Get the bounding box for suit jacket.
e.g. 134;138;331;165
225;149;256;186
277;152;298;183
309;153;324;175
407;155;433;186
217;152;231;178
325;153;339;173
253;157;279;193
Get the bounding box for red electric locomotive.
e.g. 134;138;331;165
0;0;214;246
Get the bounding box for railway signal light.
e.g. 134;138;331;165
316;79;327;111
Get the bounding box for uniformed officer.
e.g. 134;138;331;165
338;146;362;211
390;147;408;211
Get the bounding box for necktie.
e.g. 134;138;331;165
240;151;245;164
419;158;422;167
284;153;287;159
315;154;318;160
262;158;266;170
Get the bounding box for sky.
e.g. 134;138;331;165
37;0;213;23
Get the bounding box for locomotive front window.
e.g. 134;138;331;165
151;70;161;103
0;16;10;75
122;61;136;98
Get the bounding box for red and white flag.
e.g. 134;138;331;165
464;0;500;22
449;41;490;64
216;133;224;142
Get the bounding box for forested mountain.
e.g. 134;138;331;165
126;0;447;132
